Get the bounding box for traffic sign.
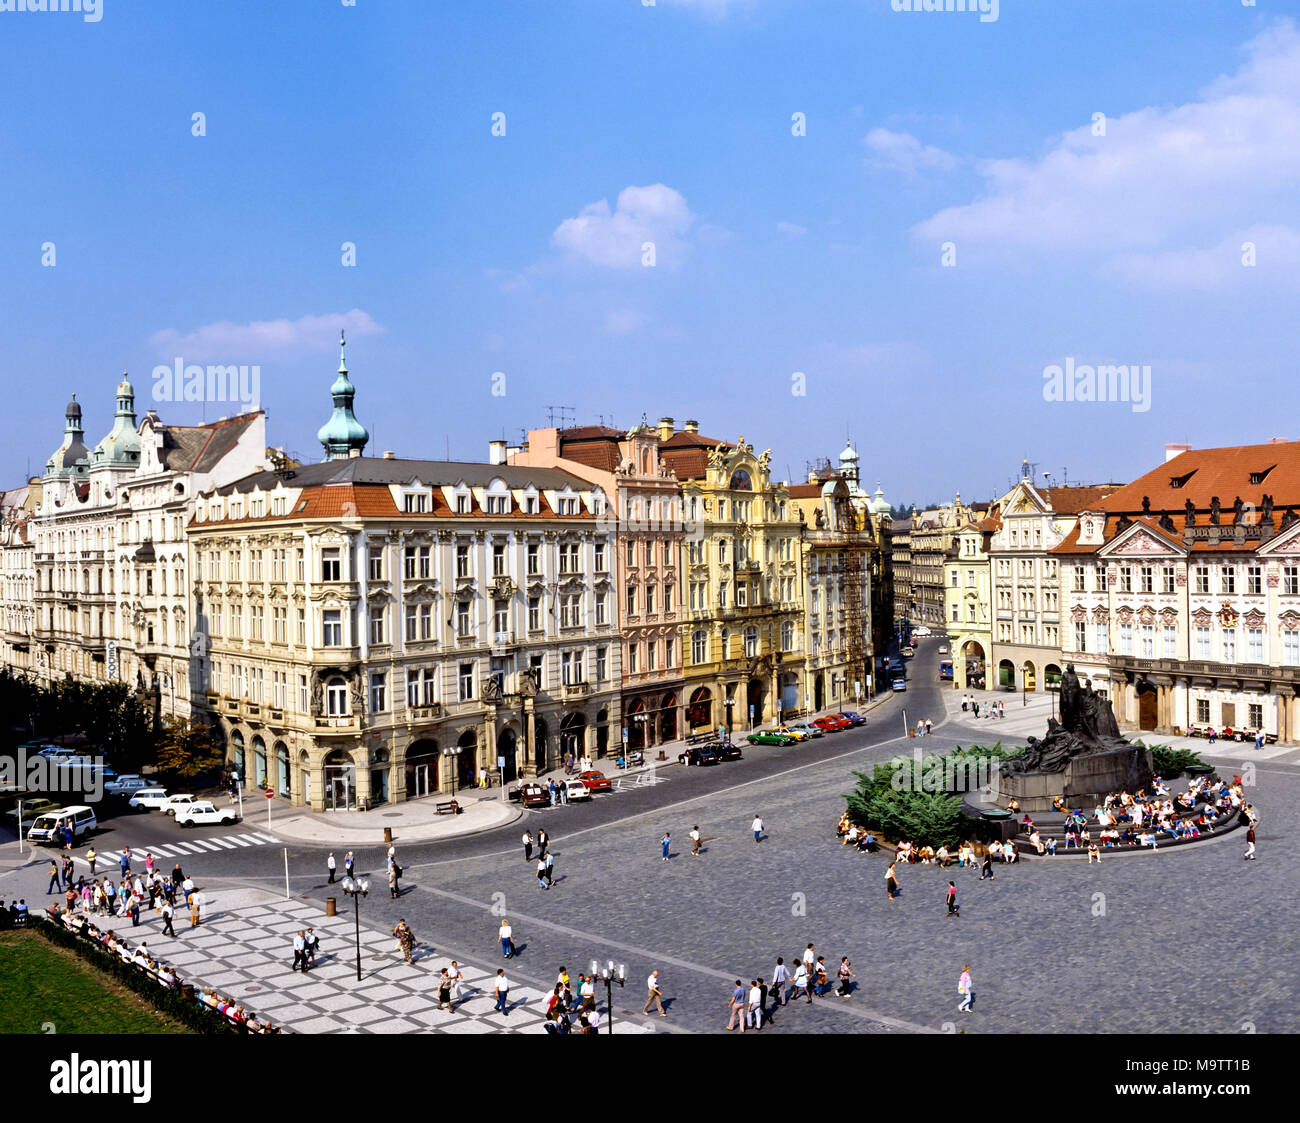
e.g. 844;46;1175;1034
265;788;274;799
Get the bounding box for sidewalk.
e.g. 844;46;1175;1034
36;884;656;1035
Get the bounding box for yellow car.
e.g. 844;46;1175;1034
772;725;810;742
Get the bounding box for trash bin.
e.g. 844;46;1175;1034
325;897;337;917
383;826;393;844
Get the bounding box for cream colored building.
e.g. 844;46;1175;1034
1;482;38;676
945;506;1000;691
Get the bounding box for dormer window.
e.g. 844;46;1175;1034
453;487;471;515
522;486;539;516
1248;467;1274;486
1169;471;1196;489
403;491;429;513
556;488;579;516
485;479;511;515
590;488;607;517
272;496;286;516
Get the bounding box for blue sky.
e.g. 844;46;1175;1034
3;0;1297;505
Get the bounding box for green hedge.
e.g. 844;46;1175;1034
1136;743;1207;779
32;917;239;1035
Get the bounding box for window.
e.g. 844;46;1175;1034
458;663;474;701
492;544;506;577
529;653;544;689
1247;627;1264;663
404;546;430;579
950;569;959;588
272;549;286;581
1139;566;1153;594
527;543;540;575
594;542;606;572
1196;698;1210;723
646;640;657;672
322;609;342;646
663;583;672;613
369;672;387;713
1096;567;1108;592
368;546;384;580
1140;624;1155;659
326;677;348;716
1194;566;1210;595
455;493;469;515
456;546;470;579
456;602;471;637
645;584;655;614
493;600;509;636
1247;565;1262;596
1220;565;1236;595
563;650;585;684
692;630;707;664
295;551;304;583
406;669;423;708
1248;702;1263;730
664;635;673;667
1221;627;1236;663
626;540;635;568
720;628;730;658
1194;625;1211;659
228;552;240;581
1094;622;1108;654
560;594;582;628
1162;624;1177;658
781;620;793;651
321;548;340;582
1284;629;1300;666
249;604;263;642
1073;566;1086;592
626;586;637;616
559;543;580;574
1161;566;1175;595
718;581;729;608
743;626;758;657
596;646;607;681
735;583;747;607
1119;565;1132;593
369;606;385;645
595;591;607;626
1074;621;1087;652
272;606;286;643
528;596;541;632
557;496;578;516
405;603;419;641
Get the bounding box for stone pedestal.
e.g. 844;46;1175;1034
996;743;1155;812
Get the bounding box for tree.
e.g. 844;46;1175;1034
155;717;224;787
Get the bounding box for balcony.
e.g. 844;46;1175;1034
1107;654;1300;686
491;632;518;656
560;681;590;700
314;714;360;733
407;702;442;722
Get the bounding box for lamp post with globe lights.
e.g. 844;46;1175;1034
340;874;369;981
589;959;626;1035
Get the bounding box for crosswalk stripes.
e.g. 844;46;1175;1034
210;837;237;849
187;839;221;851
233;834;265;846
69;831;282;868
250;832;281;844
226;835;252;847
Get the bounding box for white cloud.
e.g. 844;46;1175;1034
776;220;807;237
551;184;695;269
864;127;960;175
605;309;648;335
150;309;381;359
913;21;1300;288
1109;225;1300;290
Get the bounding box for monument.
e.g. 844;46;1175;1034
991;663;1155;812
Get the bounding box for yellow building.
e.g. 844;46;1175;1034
670;434;803;735
945;506;1000;691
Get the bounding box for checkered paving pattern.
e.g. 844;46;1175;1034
84;887;654;1035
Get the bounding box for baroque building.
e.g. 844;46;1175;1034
1;481;38;675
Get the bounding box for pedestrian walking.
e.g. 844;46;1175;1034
171;861;183;888
549;780;558;806
292;930;307;971
161;899;176;937
726;979;747;1031
86;847;97;877
886;861;900;900
690;825;702;857
770;957;790;1012
119;846;132;878
643;969;667;1017
813;956;829;997
1244;824;1257;860
946;881;959;917
437;969;455;1012
344;851;354;879
61;855;74;889
537;829;549;858
522;830;534;862
747;980;764;1029
327;851;337;883
925;718;933;736
791;960;812;1003
979;852;994;880
957;965;974;1012
961;694;968;712
836;956;856;997
499;918;514;958
660;831;671;861
751;815;764;843
189;892;202;928
536;857;548;890
46;860;60;896
393;919;415;964
144;852;155;876
306;928;319;966
559;780;568;805
448;960;464;1003
182;876;195;907
544;851;555;886
494;969;511;1014
389;865;400;898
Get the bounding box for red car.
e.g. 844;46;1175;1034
576;770;612;793
814;715;851;732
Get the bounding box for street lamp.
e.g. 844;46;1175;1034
723;696;736;740
441;745;458;797
340;874;369;982
589;958;626;1035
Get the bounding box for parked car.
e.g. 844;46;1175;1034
159;793;199;817
901;645;916;657
576;770;612;793
561;779;592;802
772;725;811;742
912;626;931;637
4;797;60;823
813;716;850;732
27;805;97;844
836;711;867;726
104;774;148;796
174;800;241;827
715;742;744;761
127;787;169;811
514;782;551;808
785;721;823;738
938;644;949;654
891;677;908;692
685;745;719;765
747;729;796;746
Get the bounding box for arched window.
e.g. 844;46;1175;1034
692;629;707;664
729;470;752;491
780;620;794;651
720;627;730;658
326;676;348;715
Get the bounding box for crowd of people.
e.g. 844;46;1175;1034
834;813;1014;873
961;695;1006;719
40;903;284;1033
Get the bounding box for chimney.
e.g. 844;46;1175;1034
1164;443;1192;463
684;419;699;434
488;440;507;465
658;417;674;442
348;448;361;459
383;450;395;460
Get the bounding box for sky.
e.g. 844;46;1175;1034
2;0;1298;507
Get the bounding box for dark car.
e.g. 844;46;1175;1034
715;741;744;761
511;781;551;808
836;711;866;726
685;746;719;766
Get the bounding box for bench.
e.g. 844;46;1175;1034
435;801;459;815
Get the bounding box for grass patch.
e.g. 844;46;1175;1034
0;931;190;1034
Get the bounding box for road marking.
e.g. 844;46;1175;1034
188;839;221;851
234;834;264;846
145;844;180;857
172;842;206;854
250;832;281;844
210;837;238;849
227;835;252;847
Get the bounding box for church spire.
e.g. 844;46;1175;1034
317;331;370;460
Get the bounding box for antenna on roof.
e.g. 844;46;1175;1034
546;405;575;429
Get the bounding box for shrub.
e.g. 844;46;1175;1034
1146;744;1206;779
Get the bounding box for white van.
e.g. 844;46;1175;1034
26;805;97;845
127;787;169;811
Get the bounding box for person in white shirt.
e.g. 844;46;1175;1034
751;815;764;844
747;980;763;1029
771;957;790;1008
792;961;812;1003
643;969;666;1017
690;826;702;857
499;919;514;958
494;968;511;1014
